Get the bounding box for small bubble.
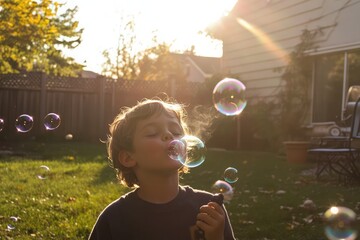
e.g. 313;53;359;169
0;118;4;131
44;113;61;130
7;216;18;230
65;134;73;140
224;167;239;183
15;114;33;132
37;165;50;180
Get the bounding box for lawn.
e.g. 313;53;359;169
0;141;359;240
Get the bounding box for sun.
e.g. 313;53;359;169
64;0;238;73
135;0;237;55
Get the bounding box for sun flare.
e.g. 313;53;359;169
65;0;238;72
133;0;237;54
141;0;237;34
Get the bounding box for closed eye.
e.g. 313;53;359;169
172;132;183;137
146;132;158;137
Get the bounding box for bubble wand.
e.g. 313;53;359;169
194;193;224;240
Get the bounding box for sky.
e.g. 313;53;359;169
62;0;237;74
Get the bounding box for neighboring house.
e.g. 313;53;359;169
213;0;360;133
79;70;101;78
170;53;221;83
81;56;220;83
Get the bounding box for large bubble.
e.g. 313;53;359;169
213;78;247;116
168;135;206;168
324;206;357;240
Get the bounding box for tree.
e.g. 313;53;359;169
137;42;187;81
101;19;140;80
276;29;320;141
101;18;187;81
0;0;83;76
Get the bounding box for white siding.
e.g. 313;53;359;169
221;0;360;101
310;1;360;53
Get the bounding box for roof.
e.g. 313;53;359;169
170;53;221;76
80;70;101;78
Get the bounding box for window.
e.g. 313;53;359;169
312;50;360;123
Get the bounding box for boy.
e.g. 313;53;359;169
89;98;235;240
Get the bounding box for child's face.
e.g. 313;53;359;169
129;111;185;173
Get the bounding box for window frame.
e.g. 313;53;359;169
310;50;360;124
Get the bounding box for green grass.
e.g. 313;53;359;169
0;141;359;239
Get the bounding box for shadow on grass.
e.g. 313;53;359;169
92;164;117;185
0;140;107;163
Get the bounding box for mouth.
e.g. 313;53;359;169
167;139;186;161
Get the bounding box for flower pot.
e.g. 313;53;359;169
283;141;310;163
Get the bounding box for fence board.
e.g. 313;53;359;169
0;72;204;141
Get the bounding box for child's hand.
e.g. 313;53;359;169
196;201;225;240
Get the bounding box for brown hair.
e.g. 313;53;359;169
107;98;189;187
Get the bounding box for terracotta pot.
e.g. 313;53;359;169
283;141;310;163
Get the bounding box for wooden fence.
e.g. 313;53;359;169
0;72;208;142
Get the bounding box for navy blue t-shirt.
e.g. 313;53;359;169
88;185;235;240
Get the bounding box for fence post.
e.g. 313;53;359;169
40;72;47;133
98;77;105;139
111;79;116;117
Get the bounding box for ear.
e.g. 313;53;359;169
118;150;136;168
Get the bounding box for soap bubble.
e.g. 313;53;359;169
37;165;50;180
7;216;18;230
44;113;61;130
15;114;34;132
211;180;234;202
168;139;186;161
324;206;357;240
224;167;239;183
0;118;4;131
213;78;247;116
169;135;206;168
65;134;73;140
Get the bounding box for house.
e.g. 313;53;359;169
79;70;101;78
170;53;221;83
212;0;360;135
